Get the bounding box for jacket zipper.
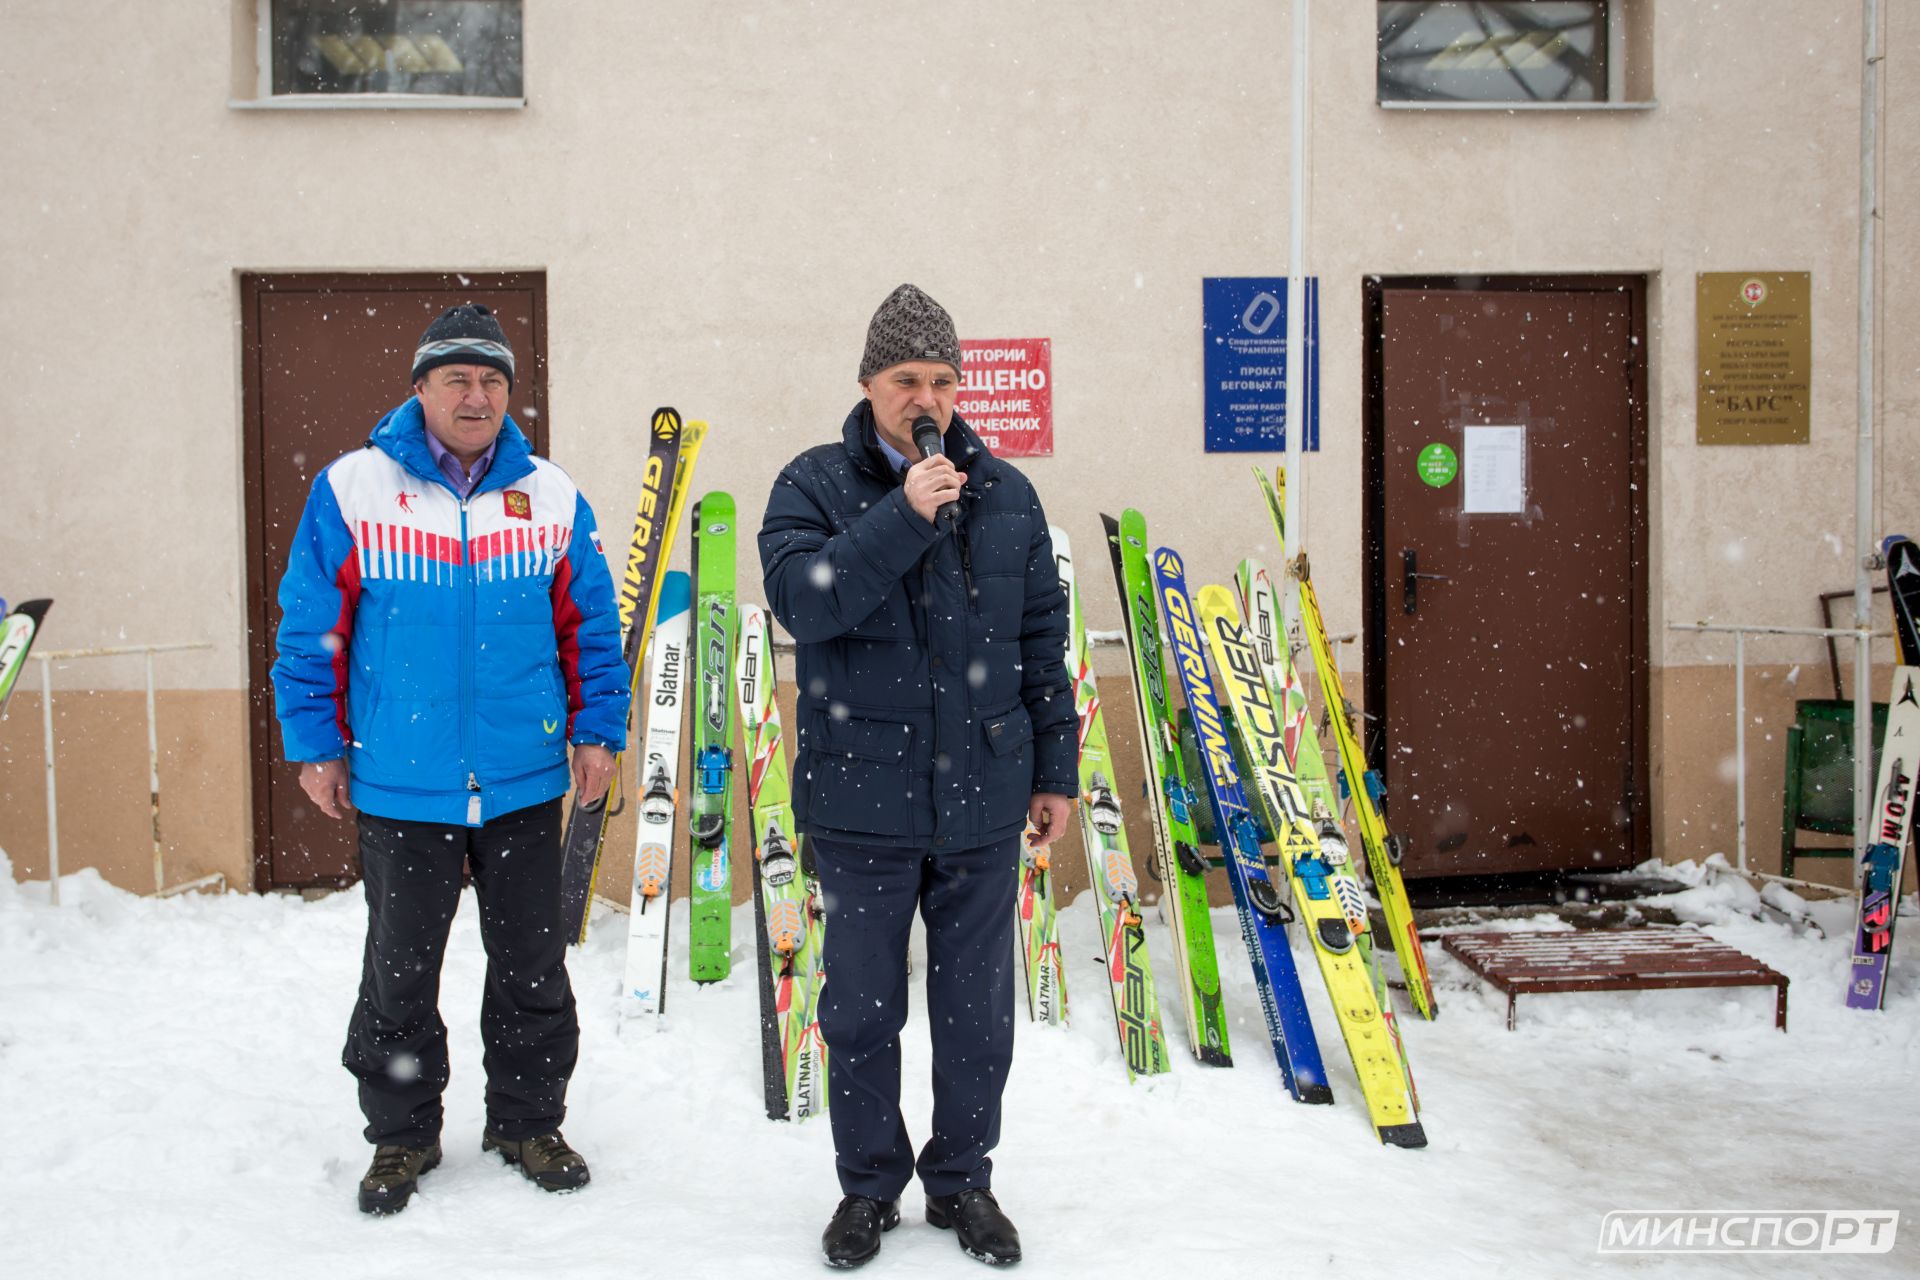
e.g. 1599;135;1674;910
956;517;976;605
460;495;480;824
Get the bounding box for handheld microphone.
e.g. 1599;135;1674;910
911;415;959;531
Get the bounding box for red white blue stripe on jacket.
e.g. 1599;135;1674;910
271;398;628;827
352;519;574;584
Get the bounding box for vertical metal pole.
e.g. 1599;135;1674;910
39;656;59;906
146;649;165;895
1853;0;1881;862
1850;0;1881;867
1735;630;1748;872
1281;0;1310;634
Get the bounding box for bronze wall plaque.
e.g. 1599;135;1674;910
1696;272;1811;445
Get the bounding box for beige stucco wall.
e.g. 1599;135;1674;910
1;1;1914;891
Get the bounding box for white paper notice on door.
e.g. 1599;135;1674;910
1463;425;1527;514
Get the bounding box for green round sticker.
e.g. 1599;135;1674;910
1417;442;1458;488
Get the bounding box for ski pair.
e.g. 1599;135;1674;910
1253;466;1439;1021
670;494;780;994
558;410;707;945
623;495;747;1006
1846;534;1920;1010
736;603;828;1119
1153;546;1331;1104
1236;561;1420;1119
1104;510;1232;1067
1057;527;1171;1079
1013;529;1172;1082
1195;582;1425;1147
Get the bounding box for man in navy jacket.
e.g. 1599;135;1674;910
272;304;628;1215
760;284;1076;1268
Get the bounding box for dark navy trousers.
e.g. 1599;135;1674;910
343;797;578;1147
812;832;1021;1201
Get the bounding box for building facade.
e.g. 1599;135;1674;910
1;2;1914;900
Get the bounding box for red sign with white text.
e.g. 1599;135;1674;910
958;339;1052;457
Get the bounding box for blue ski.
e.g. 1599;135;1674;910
1153;546;1330;1104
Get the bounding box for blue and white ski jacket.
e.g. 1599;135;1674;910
272;398;629;826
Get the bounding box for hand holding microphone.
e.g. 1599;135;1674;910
905;415;965;530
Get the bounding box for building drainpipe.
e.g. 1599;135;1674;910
1281;0;1310;637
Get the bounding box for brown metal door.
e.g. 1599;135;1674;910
1365;278;1648;879
243;273;548;890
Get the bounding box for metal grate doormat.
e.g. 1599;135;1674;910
1442;927;1789;1032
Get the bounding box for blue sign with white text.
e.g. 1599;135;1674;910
1203;277;1319;453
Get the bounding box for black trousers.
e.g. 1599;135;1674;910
812;832;1020;1201
343;798;577;1147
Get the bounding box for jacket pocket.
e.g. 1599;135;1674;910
977;699;1036;819
981;705;1034;758
541;665;568;742
795;708;920;837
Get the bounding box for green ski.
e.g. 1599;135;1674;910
1016;816;1068;1026
1104;510;1230;1066
1056;525;1170;1079
689;492;737;984
737;603;827;1118
0;599;52;719
1237;558;1341;820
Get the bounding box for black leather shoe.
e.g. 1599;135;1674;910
822;1195;900;1269
926;1188;1022;1266
357;1142;441;1215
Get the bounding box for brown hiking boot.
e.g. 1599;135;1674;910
482;1130;590;1192
358;1142;442;1215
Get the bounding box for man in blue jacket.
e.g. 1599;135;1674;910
272;304;628;1215
760;284;1076;1268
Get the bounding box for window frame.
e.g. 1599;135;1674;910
1374;0;1654;112
232;0;526;111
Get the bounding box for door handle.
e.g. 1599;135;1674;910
1403;549;1449;615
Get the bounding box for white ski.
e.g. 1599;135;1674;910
625;570;692;1015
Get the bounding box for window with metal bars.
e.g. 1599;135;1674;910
267;0;522;100
1378;1;1608;104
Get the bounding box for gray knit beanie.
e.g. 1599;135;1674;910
858;284;961;381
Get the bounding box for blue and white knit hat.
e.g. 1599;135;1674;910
412;303;516;388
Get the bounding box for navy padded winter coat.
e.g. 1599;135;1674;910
759;404;1076;850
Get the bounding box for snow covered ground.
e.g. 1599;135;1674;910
2;850;1916;1279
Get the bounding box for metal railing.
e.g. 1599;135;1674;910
1668;622;1888;881
26;642;219;905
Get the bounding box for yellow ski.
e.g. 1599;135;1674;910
1254;466;1438;1020
1197;584;1425;1147
1237;559;1420;1120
